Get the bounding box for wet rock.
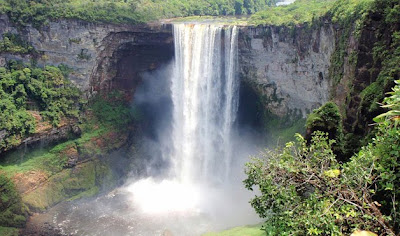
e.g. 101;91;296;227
239;25;335;117
12;171;49;194
63;146;79;168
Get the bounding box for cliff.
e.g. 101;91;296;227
1;3;398;233
0;14;337;118
2;11;393;154
0;15;174;94
239;24;335;118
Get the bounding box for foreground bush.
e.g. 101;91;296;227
244;81;400;235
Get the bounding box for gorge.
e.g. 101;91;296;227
1;0;399;235
18;22;258;236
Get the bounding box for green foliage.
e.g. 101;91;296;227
247;81;305;146
245;132;342;235
306;102;344;155
0;175;27;228
68;38;81;44
244;131;397;235
249;0;336;26
0;62;81;151
374;80;400;126
370;81;400;231
306;102;342;132
0;144;69;177
0;0;277;27
90;91;134;128
0;118;124;212
328;0;374;87
244;82;400;235
264;112;306;146
324;0;400;161
57;64;74;78
249;0;373;27
0;125;110;177
0;33;35;54
361;26;400;118
329;0;373;26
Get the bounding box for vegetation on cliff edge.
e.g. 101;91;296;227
0;61;81;152
0;0;278;27
0;89;135;227
249;0;373;26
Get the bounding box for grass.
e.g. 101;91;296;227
0;110;126;211
0;123;109;177
0;145;68;177
203;224;264;236
19;160;108;211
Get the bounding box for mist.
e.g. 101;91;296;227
32;23;268;236
121;34;264;231
38;58;264;236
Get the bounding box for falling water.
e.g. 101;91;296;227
27;23;258;236
171;23;239;184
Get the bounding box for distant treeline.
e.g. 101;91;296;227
249;0;374;26
0;0;278;27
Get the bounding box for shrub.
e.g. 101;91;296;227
0;33;35;54
0;62;81;151
305;102;344;157
244;82;400;235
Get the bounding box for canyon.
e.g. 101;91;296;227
0;3;393;234
0;14;335;118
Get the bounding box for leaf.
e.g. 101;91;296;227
324;169;341;178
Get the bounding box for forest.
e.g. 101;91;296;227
0;0;277;27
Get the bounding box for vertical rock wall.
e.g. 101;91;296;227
238;24;335;117
0;15;173;94
0;14;339;118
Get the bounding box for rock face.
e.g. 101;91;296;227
238;24;335;117
0;14;336;117
0;15;174;94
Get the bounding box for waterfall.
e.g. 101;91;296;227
171;23;239;184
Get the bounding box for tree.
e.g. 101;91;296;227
244;81;400;235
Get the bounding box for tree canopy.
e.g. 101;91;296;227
0;61;81;151
0;0;278;27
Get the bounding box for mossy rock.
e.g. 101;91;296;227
0;175;27;228
22;160;116;212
